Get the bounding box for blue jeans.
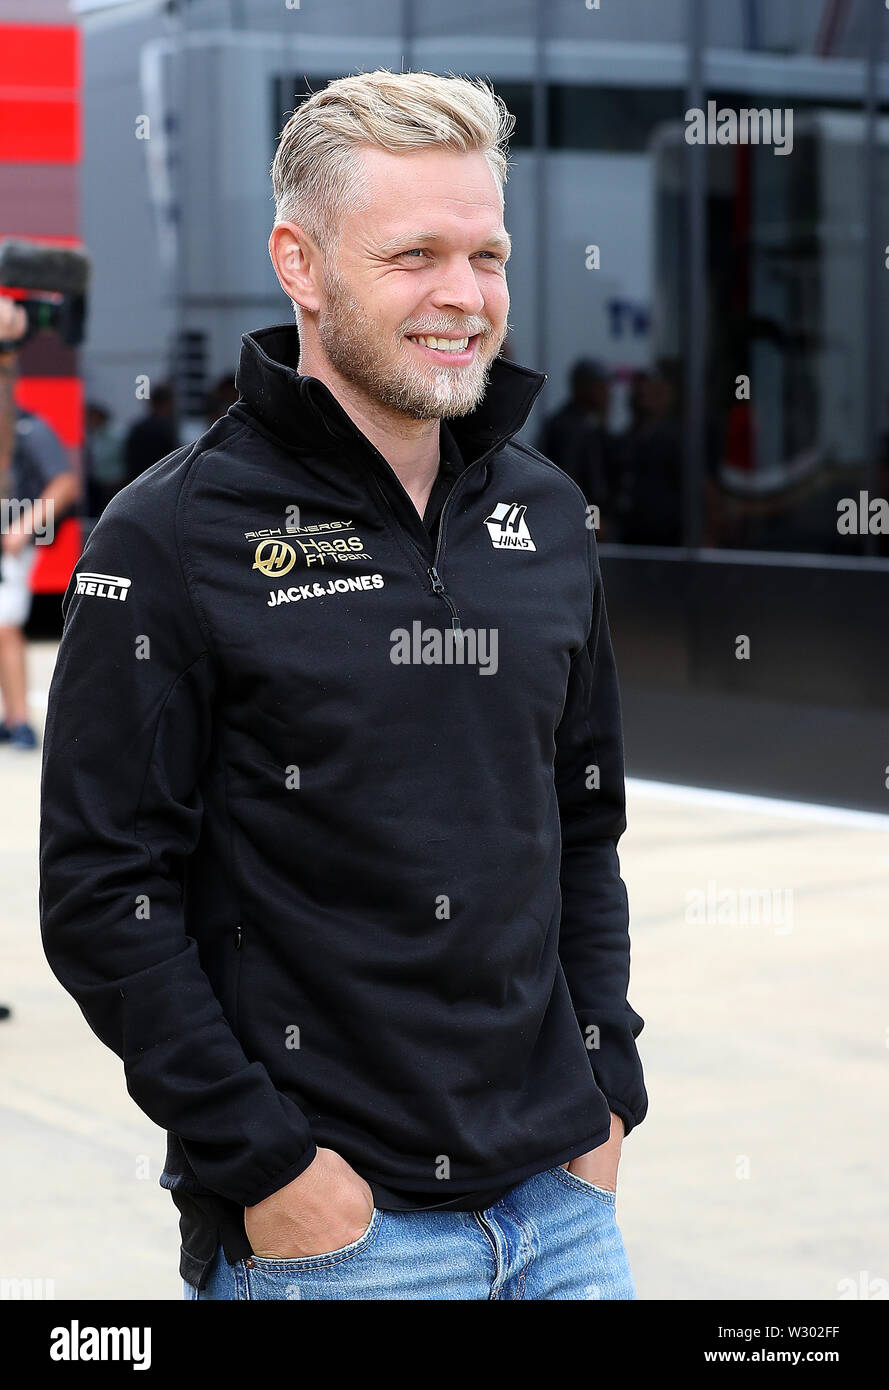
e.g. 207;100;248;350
183;1164;637;1300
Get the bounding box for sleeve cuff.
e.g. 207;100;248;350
238;1140;319;1209
600;1096;642;1138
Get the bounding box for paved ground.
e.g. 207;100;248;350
2;639;888;1300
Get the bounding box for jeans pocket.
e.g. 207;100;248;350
551;1165;617;1206
246;1207;383;1270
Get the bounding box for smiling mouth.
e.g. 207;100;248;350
405;333;480;358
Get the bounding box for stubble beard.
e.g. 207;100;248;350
315;265;507;422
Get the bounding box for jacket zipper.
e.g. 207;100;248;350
427;563;461;633
364;440;501;635
233;920;244;1032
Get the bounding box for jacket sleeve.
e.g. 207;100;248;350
38;473;318;1207
553;519;648;1136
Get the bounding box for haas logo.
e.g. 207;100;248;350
252;539;297;578
484;501;536;552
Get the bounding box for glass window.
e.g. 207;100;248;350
548;87;684;153
708;0;868;59
496;84;534;150
533;84;689;547
695;88;870;555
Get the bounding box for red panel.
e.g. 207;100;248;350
0;25;83;595
0;24;78;89
0;97;79;163
15;375;82;447
30;515;82;595
0;231;80;249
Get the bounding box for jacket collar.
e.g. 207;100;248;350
231;322;547;465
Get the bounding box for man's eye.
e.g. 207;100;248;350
395;248;505;264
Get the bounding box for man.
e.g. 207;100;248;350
39;70;647;1302
201;372;239;431
122;382;177;486
536;357;615;533
84;400;125;518
0;295;79;749
614;369;683;547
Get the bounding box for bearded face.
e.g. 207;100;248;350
316;259;508;422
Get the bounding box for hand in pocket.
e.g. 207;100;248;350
244;1146;375;1259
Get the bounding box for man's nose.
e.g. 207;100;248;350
428;258;486;317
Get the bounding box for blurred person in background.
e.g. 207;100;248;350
624;368;649;439
0;295;79;751
84;400;125;519
123;382;177;485
612;368;682;547
202;372;239;430
536;358;616;537
611;368;652;540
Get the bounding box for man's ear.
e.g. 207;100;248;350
269;222;324;314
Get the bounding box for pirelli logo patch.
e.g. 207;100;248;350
74;572;132;602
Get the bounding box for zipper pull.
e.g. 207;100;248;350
234;922;243;949
427;566;463;634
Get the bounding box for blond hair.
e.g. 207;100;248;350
270;69;515;259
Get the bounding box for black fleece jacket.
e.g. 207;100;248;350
38;323;647;1281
